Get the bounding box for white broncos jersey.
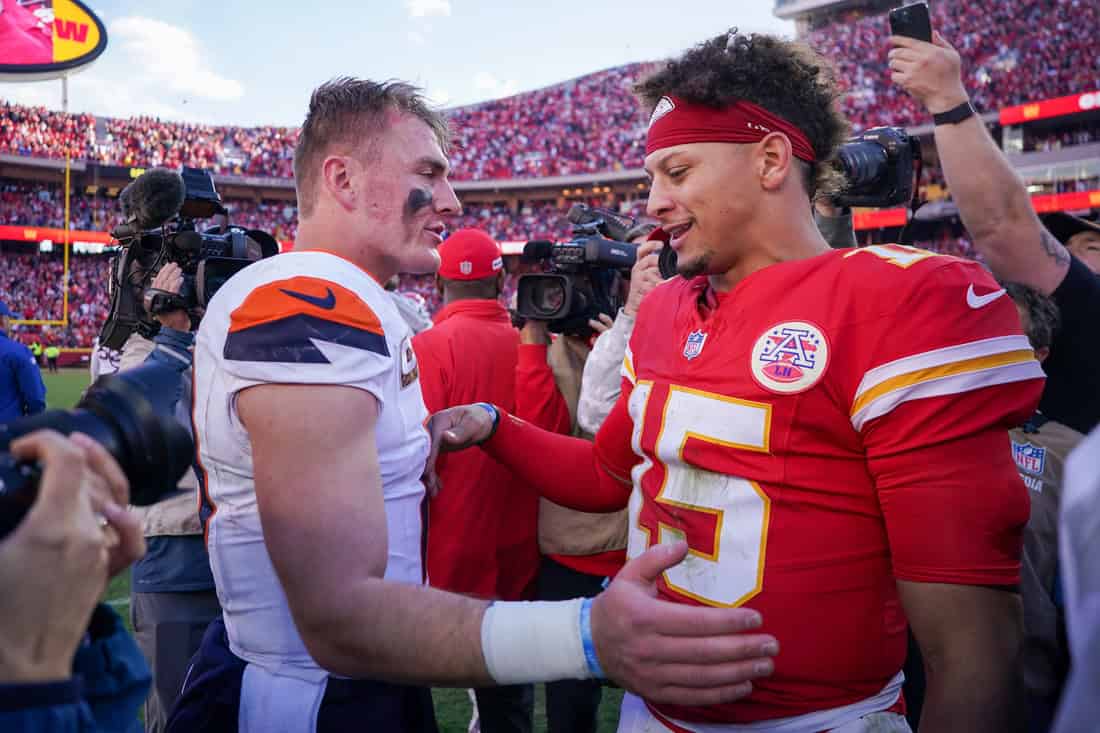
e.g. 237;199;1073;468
193;250;429;671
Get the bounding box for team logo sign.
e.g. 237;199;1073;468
683;330;707;360
751;321;829;394
1012;441;1046;476
0;0;108;81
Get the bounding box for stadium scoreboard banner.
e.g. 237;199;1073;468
1000;91;1100;126
0;0;107;81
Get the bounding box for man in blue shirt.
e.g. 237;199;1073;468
0;301;45;422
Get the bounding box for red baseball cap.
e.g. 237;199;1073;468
437;228;504;281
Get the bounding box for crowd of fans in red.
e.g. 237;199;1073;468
0;251;108;350
3;0;1096;182
806;0;1099;131
2;0;1097;348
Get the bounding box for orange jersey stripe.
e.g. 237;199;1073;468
229;276;384;336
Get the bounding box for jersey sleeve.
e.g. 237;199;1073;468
219;274;394;405
850;256;1046;585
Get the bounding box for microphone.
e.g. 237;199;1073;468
118;168;186;231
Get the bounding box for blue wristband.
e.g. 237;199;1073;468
579;597;605;679
473;402;500;443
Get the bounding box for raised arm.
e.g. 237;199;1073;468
889;32;1069;294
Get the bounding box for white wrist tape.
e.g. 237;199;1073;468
480;599;591;684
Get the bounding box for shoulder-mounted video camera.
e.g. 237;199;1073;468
99;167;279;350
515;204;639;336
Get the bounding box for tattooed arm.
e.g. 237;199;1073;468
932;111;1069;295
889;33;1071;295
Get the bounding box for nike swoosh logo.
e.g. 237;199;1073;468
966;284;1006;309
280;287;336;310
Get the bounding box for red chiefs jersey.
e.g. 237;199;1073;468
601;245;1044;726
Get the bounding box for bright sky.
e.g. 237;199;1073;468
0;0;792;127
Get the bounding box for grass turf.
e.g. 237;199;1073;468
45;369;625;731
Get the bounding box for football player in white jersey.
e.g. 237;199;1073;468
167;78;778;733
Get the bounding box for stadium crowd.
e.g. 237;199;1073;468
1;12;1100;733
805;0;1099;131
1;0;1096;182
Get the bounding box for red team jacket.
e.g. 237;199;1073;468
414;299;570;601
488;245;1045;726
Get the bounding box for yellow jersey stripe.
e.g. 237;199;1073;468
622;350;637;384
851;349;1036;418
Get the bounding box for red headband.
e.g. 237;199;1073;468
645;95;816;162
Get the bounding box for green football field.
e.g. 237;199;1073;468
43;369;624;731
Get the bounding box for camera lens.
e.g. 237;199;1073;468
532;279;566;317
837;140;889;189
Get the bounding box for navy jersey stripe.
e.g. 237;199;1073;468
224;313;390;363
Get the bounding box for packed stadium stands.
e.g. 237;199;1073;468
3;1;1097;181
805;0;1100;131
1;0;1098;350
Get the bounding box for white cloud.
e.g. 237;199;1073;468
110;16;243;101
472;72;519;99
407;30;426;46
0;84;57;110
405;0;451;18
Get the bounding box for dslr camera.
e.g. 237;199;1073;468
832;126;921;209
0;361;194;540
515;204;638;335
100;167;279;350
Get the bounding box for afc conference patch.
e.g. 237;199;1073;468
750;321;830;394
683;330;707;360
1012;441;1046;476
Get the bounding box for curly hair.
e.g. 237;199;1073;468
634;29;849;199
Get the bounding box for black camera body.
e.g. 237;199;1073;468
833;126;920;209
100;167;279;350
0;361;194;540
515;204;637;336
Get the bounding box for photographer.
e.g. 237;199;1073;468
889;31;1100;435
0;430;149;731
122;262;220;733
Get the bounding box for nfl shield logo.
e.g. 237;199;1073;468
1012;441;1046;476
683;330;707;360
459;261;473;275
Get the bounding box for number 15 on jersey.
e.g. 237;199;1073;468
628;382;773;607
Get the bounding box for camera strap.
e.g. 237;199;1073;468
897;153;924;246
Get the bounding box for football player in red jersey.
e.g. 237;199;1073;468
427;30;1045;733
